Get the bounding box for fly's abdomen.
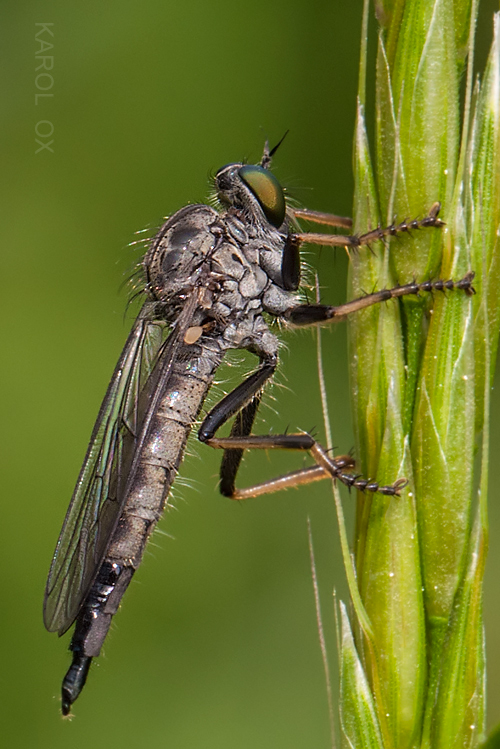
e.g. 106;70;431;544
61;561;134;714
107;350;224;565
62;341;224;714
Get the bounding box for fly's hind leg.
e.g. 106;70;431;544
198;356;405;500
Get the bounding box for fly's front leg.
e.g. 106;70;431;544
284;203;474;322
281;203;449;294
290;202;444;251
291;207;353;230
198;356;404;499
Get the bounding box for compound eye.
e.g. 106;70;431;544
238;165;286;228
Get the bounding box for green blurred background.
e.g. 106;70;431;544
2;1;499;746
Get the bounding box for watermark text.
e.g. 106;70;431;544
35;23;54;153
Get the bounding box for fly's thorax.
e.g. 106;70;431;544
144;170;298;325
208;223;298;322
220;312;280;359
209;235;267;319
215;208;296;314
145;204;221;303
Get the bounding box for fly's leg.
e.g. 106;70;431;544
199;203;475;500
285;272;475;326
284;203;475;322
198;358;404;499
199;263;475;499
291;207;353;230
281;203;447;293
289;202;444;250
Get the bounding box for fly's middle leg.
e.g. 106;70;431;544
284;272;475;326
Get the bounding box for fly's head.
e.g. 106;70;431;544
215;163;286;231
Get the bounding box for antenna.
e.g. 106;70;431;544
260;130;289;169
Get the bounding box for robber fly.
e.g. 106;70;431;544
43;138;475;715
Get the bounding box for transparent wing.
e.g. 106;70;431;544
44;295;198;634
